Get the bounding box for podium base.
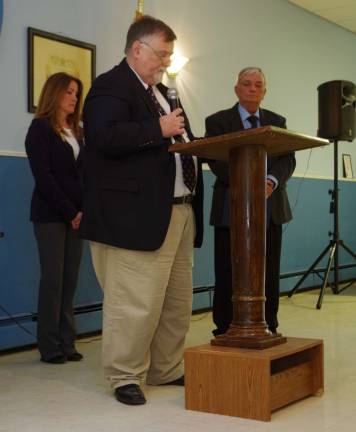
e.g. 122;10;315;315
185;337;324;421
211;333;287;349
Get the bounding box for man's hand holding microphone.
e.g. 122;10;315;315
159;88;186;138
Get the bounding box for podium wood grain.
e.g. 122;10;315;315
171;127;328;349
184;337;324;421
170;126;328;161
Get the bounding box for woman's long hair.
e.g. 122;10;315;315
35;72;83;140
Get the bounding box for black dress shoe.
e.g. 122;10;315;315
40;354;66;364
212;328;228;336
162;376;185;386
66;352;83;361
115;384;146;405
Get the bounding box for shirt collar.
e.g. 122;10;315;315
127;59;149;90
238;103;260;122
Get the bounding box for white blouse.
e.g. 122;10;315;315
63;128;80;160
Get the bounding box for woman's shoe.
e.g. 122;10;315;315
66;352;83;361
40;354;67;364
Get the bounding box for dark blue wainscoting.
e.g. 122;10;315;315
1;155;355;350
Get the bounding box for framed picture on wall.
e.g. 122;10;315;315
27;27;96;113
0;0;3;35
342;153;354;179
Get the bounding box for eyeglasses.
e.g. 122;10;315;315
139;40;173;61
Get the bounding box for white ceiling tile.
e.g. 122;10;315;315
337;17;356;27
289;0;356;11
317;6;356;21
288;0;356;34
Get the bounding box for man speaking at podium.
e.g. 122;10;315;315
205;67;295;337
80;16;203;405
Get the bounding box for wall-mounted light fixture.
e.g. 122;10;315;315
133;1;188;78
166;52;189;78
135;0;144;20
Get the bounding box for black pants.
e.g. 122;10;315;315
212;222;282;335
34;223;83;360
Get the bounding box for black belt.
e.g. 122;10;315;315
173;194;194;205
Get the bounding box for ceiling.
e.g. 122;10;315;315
288;0;356;34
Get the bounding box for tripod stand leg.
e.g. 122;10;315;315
316;243;336;309
288;243;332;298
333;241;356;294
337;280;354;294
339;241;356;259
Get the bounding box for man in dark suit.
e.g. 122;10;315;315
79;16;203;405
206;67;295;337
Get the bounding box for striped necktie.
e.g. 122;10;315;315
146;86;196;193
247;115;258;129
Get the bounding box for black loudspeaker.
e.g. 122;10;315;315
318;80;356;141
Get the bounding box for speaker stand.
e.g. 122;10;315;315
288;140;356;309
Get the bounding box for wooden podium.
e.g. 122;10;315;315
170;126;328;420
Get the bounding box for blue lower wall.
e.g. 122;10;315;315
1;155;355;350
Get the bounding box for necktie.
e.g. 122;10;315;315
146;86;196;193
147;85;166;117
247;115;258;129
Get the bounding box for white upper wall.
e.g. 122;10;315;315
0;0;356;176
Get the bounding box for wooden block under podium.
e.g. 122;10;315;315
184;337;324;422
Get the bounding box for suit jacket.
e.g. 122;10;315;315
79;59;203;251
205;103;296;227
25;117;84;223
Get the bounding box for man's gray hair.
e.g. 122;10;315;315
237;67;266;85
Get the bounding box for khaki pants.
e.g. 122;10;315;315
90;204;195;389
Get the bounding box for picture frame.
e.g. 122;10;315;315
342;153;354;179
28;27;96;113
0;1;3;35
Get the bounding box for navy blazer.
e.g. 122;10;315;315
79;59;204;251
25;118;84;223
205;103;296;227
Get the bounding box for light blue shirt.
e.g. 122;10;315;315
237;104;278;189
238;103;261;129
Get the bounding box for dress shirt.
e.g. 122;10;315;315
62;128;80;160
128;63;197;197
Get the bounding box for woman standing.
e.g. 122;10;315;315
25;72;84;364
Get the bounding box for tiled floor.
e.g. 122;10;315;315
1;285;356;431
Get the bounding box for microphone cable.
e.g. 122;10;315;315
0;303;36;338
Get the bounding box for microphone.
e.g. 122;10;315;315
167;87;180;111
167;87;184;142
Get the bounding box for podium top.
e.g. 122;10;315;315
169;126;329;161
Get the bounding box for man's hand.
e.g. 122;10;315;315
159;108;186;138
71;212;82;230
266;179;275;198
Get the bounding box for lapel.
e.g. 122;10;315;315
122;59;160;117
226;103;244;132
259;108;268;126
76;138;84;167
61;136;78;165
230;103;269;128
116;61;194;141
58;130;84;168
157;82;168;99
157;83;195;141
